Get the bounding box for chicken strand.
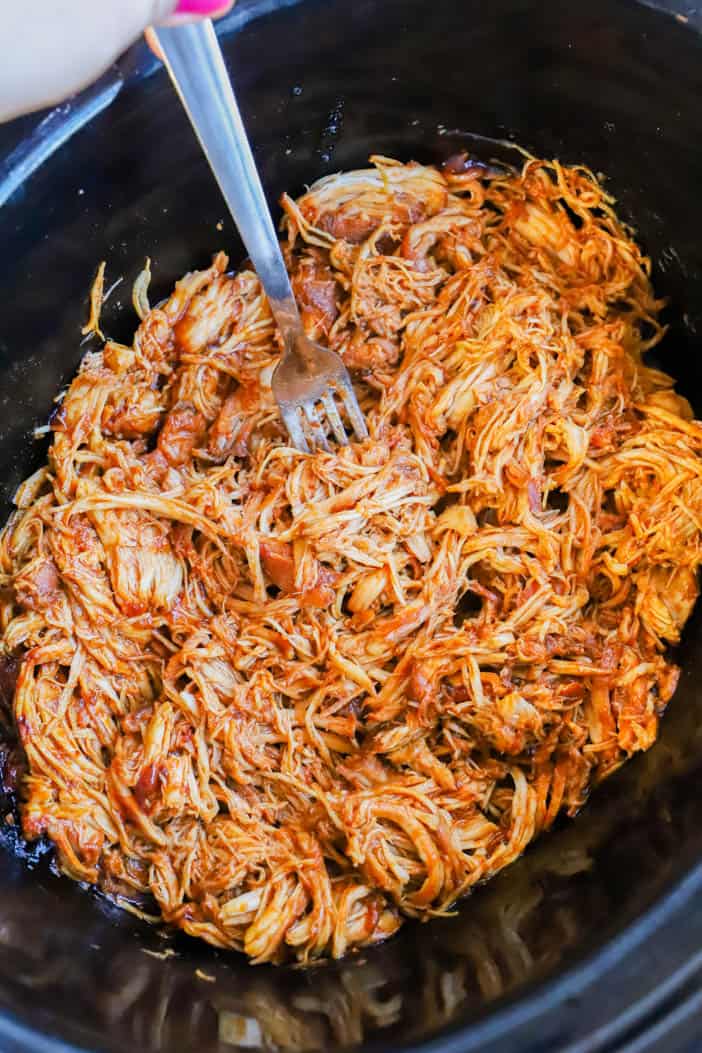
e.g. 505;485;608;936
0;154;699;964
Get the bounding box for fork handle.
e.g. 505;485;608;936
154;20;301;336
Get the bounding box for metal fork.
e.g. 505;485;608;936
154;19;368;453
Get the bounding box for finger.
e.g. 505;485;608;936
144;26;165;61
0;1;234;123
158;0;235;24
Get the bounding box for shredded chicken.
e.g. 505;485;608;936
0;154;699;965
81;260;106;340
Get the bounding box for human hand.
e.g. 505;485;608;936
0;0;234;123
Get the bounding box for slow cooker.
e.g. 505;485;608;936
1;1;702;1049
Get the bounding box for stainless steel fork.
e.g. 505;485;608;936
154;19;368;453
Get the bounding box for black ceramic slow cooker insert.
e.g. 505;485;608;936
2;1;702;1050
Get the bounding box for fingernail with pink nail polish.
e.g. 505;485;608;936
173;0;227;14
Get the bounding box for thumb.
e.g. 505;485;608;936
0;0;234;123
157;1;234;20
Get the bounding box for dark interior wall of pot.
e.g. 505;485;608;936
1;2;702;1051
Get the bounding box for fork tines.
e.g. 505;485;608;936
279;380;368;454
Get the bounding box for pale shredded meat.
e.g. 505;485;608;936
1;154;700;965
